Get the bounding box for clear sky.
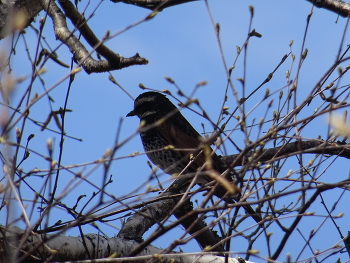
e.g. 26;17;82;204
1;0;350;262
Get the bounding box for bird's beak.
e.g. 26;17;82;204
126;110;136;117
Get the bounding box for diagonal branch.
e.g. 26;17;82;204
58;0;148;71
118;192;224;253
38;0;148;74
272;186;326;260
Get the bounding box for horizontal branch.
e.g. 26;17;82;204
0;226;247;262
111;0;350;17
221;139;350;167
111;0;199;11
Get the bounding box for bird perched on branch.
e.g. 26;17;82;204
127;91;261;223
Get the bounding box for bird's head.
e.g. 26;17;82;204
126;91;177;120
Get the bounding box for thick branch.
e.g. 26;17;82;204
39;0;148;74
307;0;350;17
118;192;224;253
111;0;199;11
58;0;148;71
2;0;350;42
111;0;350;16
0;0;42;39
1;226;164;261
172;198;224;252
117;196;177;242
0;226;245;262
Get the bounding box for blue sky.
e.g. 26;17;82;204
1;0;350;261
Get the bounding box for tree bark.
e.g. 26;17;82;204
0;226;249;262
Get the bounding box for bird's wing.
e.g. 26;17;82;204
157;112;214;174
157;112;262;223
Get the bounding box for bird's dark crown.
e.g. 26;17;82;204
127;92;177;118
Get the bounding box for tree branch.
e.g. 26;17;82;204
57;0;148;72
0;226;247;262
0;0;42;39
110;0;199;11
118;192;225;253
38;0;148;74
221;139;350;167
307;0;350;17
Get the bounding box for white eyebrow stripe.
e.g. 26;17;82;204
136;96;155;106
141;110;157;118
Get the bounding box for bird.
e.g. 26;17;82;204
126;91;261;223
